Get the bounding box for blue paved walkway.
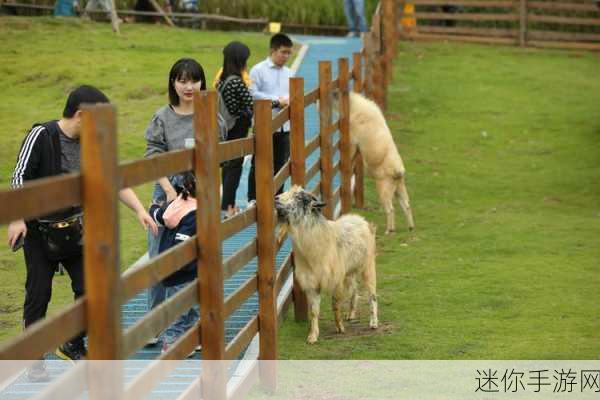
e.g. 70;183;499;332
1;35;364;400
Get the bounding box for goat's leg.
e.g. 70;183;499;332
345;276;359;320
375;178;396;234
332;292;345;334
395;176;415;231
306;289;321;344
363;255;379;329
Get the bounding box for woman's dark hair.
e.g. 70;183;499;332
220;41;250;82
176;171;196;200
63;85;110;118
168;58;207;106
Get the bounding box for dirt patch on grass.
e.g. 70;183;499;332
321;321;394;341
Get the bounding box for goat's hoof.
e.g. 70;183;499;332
346;312;357;321
369;319;379;329
385;229;395;235
306;334;318;344
336;325;345;334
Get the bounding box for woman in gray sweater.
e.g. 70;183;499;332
143;58;206;334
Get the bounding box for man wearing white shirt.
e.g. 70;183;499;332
247;33;294;203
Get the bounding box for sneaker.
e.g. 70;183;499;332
161;341;195;358
26;360;50;383
55;342;86;361
146;335;160;346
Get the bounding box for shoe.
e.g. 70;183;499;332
346;31;358;38
26;360;50;382
225;206;241;219
246;200;256;209
161;341;195;358
55;341;86;361
146;335;160;346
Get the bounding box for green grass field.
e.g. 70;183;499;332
0;17;598;359
277;42;600;359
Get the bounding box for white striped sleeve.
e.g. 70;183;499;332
11;125;44;189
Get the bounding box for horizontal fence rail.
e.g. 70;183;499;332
399;0;600;50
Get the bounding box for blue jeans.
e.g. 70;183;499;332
160;282;200;345
343;0;367;33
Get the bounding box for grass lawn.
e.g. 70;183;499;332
277;41;600;359
0;16;271;342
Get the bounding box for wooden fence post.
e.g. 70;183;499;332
338;58;352;215
80;104;123;398
352;54;366;210
255;99;278;391
319;61;334;219
519;0;528;47
382;0;396;85
289;77;308;322
194;91;226;400
352;52;363;94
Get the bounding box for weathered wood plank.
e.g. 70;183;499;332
223;239;257;280
0;173;80;224
220;206;256;240
125;325;200;400
80;104;122;398
194;90;226;399
0;298;85;361
80;105;122;362
338;58;353;215
255;99;279;370
305;160;321;183
289;77;309;322
224;316;259;360
414;12;520;21
305;135;320;156
119;149;193;189
319;61;334;219
218;137;254;164
304;88;320;105
274;253;293;296
416;25;518;38
273;160;291;194
224;275;258;317
121;280;198;358
120;239;196;303
271;107;290;132
353;150;365;208
528;14;600;26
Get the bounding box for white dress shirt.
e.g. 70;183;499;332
249;57;292;132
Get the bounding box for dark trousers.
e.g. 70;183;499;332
247;130;290;202
221;116;251;210
23;223;85;347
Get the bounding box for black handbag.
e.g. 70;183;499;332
37;214;83;261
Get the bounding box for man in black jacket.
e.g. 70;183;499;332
6;85;157;380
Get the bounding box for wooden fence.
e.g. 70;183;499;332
0;1;401;397
399;0;600;50
0;41;400;400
